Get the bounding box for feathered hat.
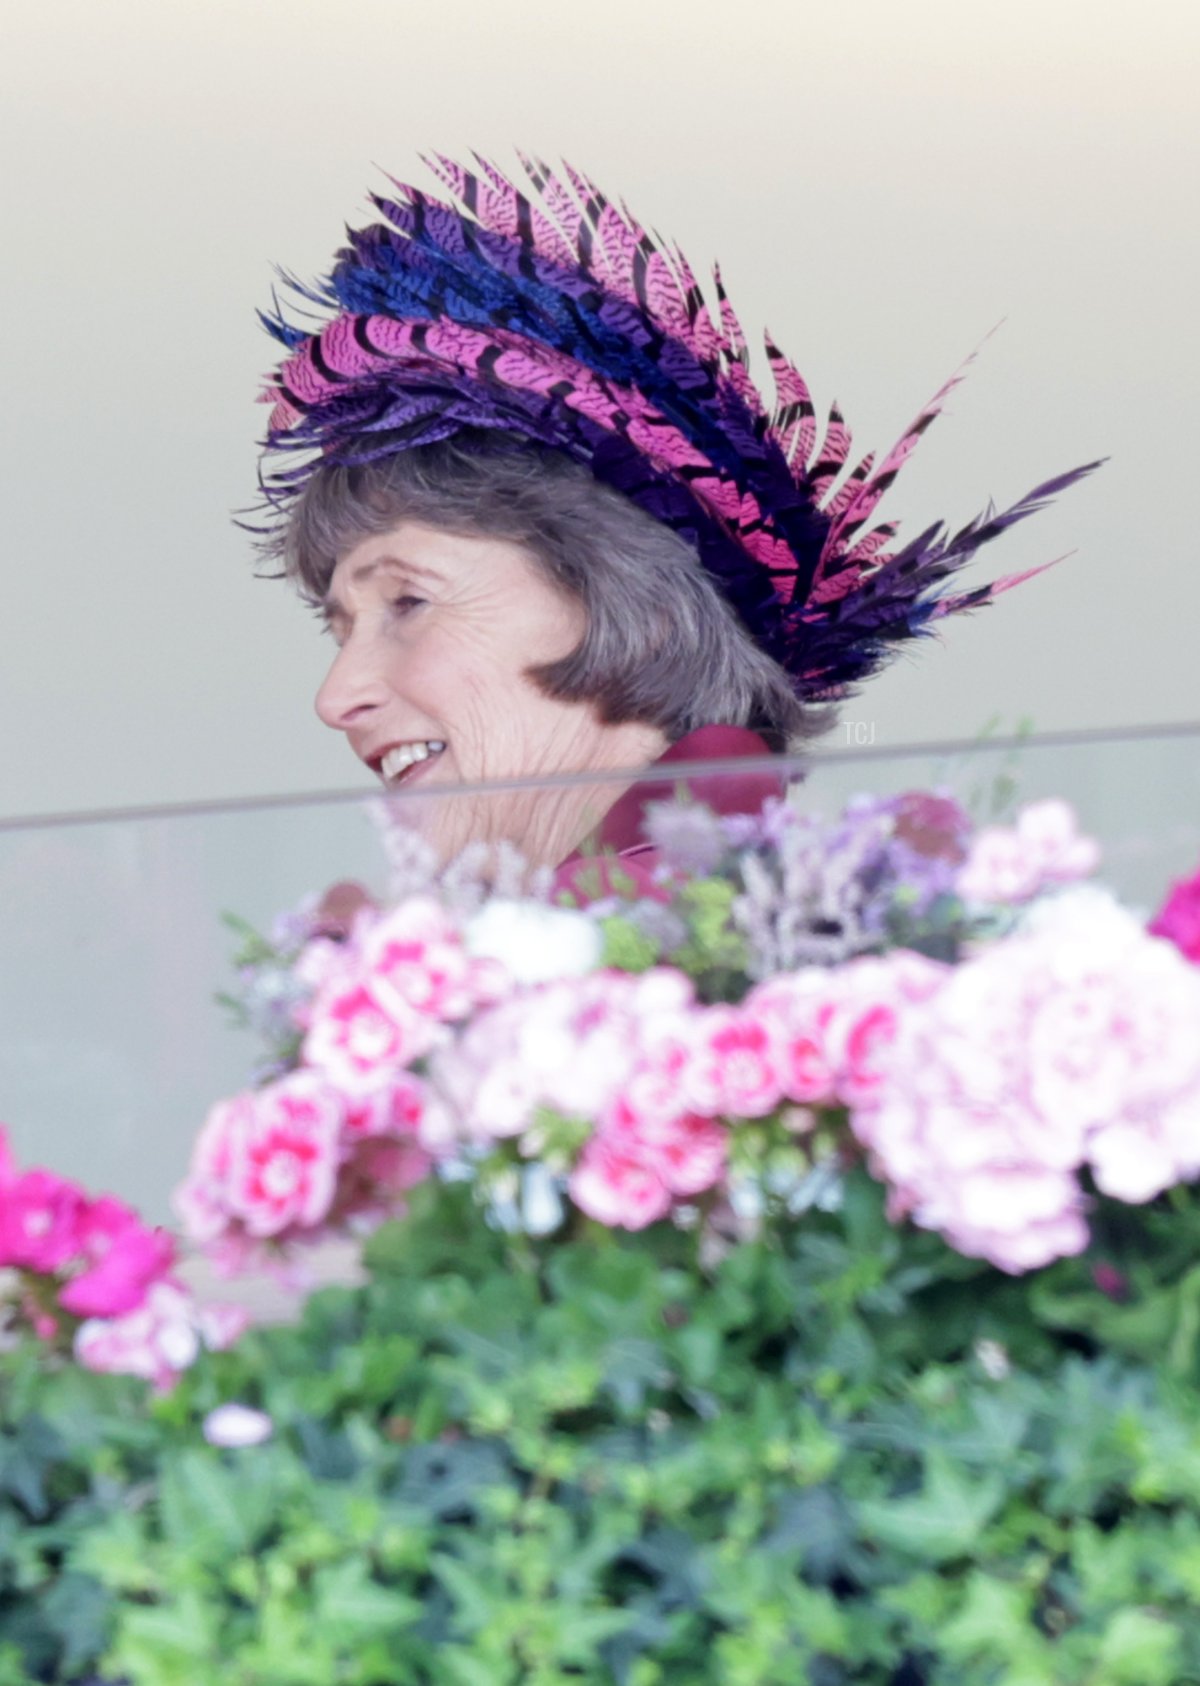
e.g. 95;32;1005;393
257;152;1098;702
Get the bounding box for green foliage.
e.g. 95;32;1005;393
6;1175;1200;1683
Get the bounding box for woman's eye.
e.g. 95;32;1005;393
390;595;424;617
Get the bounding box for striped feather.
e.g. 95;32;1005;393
258;154;1099;705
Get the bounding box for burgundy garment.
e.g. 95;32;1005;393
555;724;785;901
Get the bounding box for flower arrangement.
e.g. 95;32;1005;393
5;785;1200;1686
169;788;1199;1298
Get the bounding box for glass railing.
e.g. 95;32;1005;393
3;724;1197;1222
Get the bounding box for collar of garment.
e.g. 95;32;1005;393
590;723;783;856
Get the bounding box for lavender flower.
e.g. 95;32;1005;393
643;799;729;877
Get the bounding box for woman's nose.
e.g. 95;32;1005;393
314;637;390;731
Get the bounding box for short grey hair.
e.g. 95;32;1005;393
261;430;827;750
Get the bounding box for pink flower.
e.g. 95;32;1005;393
851;888;1200;1270
175;1091;258;1245
59;1198;175;1319
956;800;1099;905
304;979;433;1093
0;1127;14;1188
1017;799;1101;885
343;1070;428;1140
74;1281;202;1391
638;1111;728;1198
1149;864;1200;964
434;970;693;1149
363;897;475;1022
0;1169;85;1272
177;1074;347;1246
620;1020;696;1126
569;1135;673;1230
195;1301;251;1351
746;972;840;1105
686;1006;782;1118
824;953;947;1108
226;1073;343;1238
569;1090;728;1228
955;828;1037;905
291;933;363;1025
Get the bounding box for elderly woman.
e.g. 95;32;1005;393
256;154;1093;870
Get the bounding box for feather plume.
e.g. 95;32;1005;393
257;154;1099;702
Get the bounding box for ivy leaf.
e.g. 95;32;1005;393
39;1571;113;1673
1095;1607;1182;1685
312;1558;422;1638
855;1451;1006;1564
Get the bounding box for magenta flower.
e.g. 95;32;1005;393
0;1169;86;1273
1149;863;1200;964
59;1198;175;1319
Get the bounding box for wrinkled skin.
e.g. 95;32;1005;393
315;521;666;865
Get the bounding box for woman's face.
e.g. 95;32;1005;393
315;520;665;862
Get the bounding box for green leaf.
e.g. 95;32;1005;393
107;1586;219;1682
312;1557;422;1638
39;1571;112;1672
1095;1607;1182;1685
157;1447;282;1562
855;1450;1006;1564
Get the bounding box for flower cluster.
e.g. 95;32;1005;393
648;786;982;976
0;1126;243;1388
74;1284;246;1393
955;798;1101;906
435;952;947;1230
175;897;509;1265
179;794;1200;1288
1;1129;174;1326
852;888;1200;1270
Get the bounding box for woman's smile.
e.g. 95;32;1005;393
374;741;447;786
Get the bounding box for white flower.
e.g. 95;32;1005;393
465;900;601;985
974;1339;1011;1381
202;1403;275;1448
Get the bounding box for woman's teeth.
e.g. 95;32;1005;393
381;740;446;783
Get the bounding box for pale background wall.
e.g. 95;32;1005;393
2;0;1197;823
